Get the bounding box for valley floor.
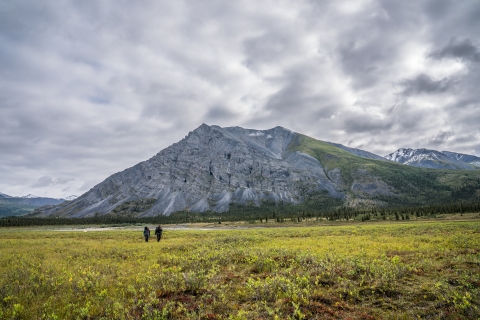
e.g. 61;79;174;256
0;220;479;319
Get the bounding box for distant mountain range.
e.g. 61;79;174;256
28;124;480;219
0;194;77;217
385;148;480;170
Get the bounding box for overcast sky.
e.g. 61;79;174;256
1;0;480;198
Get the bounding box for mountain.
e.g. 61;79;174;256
0;194;75;217
22;194;39;199
327;142;387;161
442;151;480;167
385;148;480;170
19;196;65;207
31;125;343;217
29;124;480;219
0;198;37;217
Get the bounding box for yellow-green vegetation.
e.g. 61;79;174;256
1;221;479;319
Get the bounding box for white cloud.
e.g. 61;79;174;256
1;0;480;197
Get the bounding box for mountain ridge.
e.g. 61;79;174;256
28;124;480;219
0;194;78;217
32;125;344;217
0;192;12;199
385;148;480;170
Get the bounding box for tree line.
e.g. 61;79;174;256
1;200;479;227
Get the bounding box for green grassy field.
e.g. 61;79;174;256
1;220;479;319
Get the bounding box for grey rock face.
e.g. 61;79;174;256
350;168;396;197
32;124;344;217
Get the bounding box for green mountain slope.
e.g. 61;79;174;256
287;134;480;206
0;198;37;217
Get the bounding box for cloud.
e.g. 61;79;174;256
32;176;55;188
55;177;76;185
430;38;480;63
31;176;75;189
1;0;480;198
204;106;239;122
401;74;455;95
428;130;455;147
243;31;300;72
343;111;393;134
264;70;335;115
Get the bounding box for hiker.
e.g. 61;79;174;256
143;226;150;242
155;225;163;242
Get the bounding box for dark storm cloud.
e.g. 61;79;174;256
264;70;334;115
431;38;480;63
343;112;393;134
242;30;302;72
449;133;478;145
31;176;75;189
446;98;480;127
204;106;239;121
32;176;75;188
334;1;424;89
387;103;425;130
1;0;480;197
32;176;55;188
337;40;389;89
428;131;455;147
401;74;455;95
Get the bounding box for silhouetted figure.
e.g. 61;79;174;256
155;225;163;242
143;226;150;242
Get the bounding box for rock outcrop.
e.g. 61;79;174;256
32;124;346;217
30;124;480;218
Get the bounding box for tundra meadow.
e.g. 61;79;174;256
1;220;479;319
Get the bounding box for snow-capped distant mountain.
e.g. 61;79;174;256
0;193;68;217
20;197;65;207
22;194;40;198
442;151;480;167
18;194;78;201
385;148;479;170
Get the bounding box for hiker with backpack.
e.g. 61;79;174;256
143;226;150;242
155;225;163;242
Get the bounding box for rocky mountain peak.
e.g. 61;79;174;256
22;194;40;199
31;124;344;218
29;125;480;219
442;151;480;167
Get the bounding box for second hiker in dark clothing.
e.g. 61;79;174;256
143;227;150;242
155;225;163;242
